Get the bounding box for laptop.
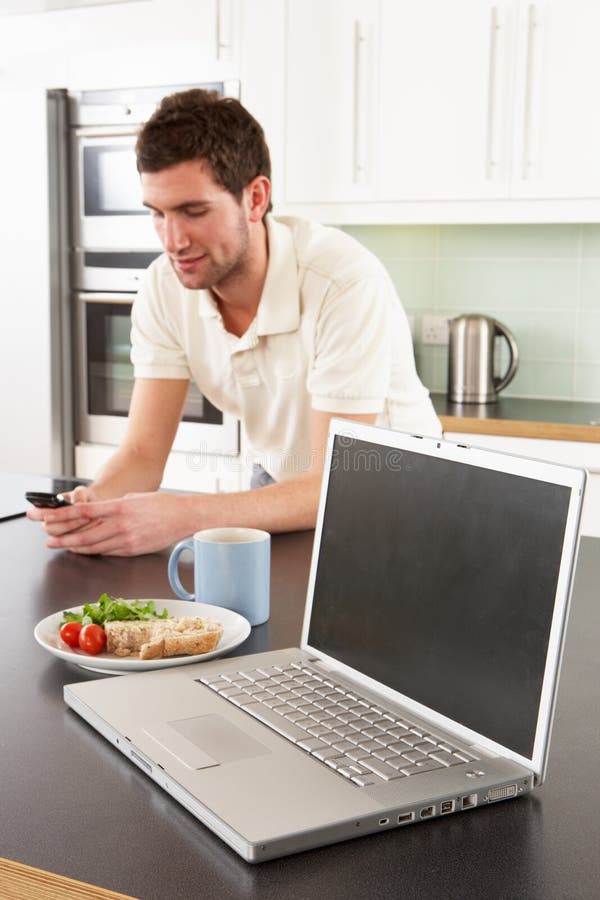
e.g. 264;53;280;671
64;421;586;862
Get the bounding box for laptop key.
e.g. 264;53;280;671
313;746;341;762
402;749;429;764
361;757;404;780
351;774;378;786
331;740;355;754
346;747;370;762
428;750;457;766
242;702;307;742
297;737;328;753
315;730;339;745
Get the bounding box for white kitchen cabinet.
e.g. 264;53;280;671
509;0;600;199
281;0;600;221
380;0;600;203
379;0;512;202
284;0;379;203
443;431;600;538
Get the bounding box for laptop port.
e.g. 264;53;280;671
440;800;455;814
378;817;389;826
461;793;477;809
398;812;415;825
420;805;435;819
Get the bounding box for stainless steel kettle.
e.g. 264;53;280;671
447;315;519;403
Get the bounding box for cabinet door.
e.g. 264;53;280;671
509;0;600;198
378;0;514;201
285;0;378;203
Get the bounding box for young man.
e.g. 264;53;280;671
30;89;441;556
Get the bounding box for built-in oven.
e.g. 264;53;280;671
68;82;241;464
76;292;239;455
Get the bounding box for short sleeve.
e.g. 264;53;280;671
130;262;192;380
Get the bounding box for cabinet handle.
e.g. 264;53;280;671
353;20;369;185
485;5;503;180
521;4;539;179
216;0;232;61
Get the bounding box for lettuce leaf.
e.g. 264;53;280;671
60;593;171;628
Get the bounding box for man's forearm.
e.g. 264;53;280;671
91;444;166;499
176;472;322;536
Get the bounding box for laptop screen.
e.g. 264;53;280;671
307;435;572;760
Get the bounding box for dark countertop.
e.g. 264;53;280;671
2;517;600;899
431;393;600;442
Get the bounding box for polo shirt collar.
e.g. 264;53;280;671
195;215;300;335
255;216;300;336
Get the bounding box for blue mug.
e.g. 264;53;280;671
168;527;270;626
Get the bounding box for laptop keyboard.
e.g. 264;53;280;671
198;661;478;787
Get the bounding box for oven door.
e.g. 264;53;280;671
76;293;239;455
72;127;161;249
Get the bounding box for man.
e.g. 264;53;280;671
29;89;441;556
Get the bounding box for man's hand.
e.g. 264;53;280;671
26;485;99;538
34;492;193;557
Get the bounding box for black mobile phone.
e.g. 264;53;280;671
25;491;71;509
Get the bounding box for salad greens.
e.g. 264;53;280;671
60;593;171;628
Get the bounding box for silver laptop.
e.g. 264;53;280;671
64;421;586;862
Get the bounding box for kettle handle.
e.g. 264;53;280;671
493;321;519;392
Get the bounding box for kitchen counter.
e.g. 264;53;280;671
2;513;600;899
432;393;600;442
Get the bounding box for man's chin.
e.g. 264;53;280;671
169;258;212;290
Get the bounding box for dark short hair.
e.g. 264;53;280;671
136;89;272;213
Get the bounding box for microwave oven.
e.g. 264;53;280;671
69;81;240;251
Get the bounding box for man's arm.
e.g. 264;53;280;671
90;377;190;498
38;410;376;556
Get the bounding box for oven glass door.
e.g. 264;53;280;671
73;131;160;249
78;295;239;454
83;141;146;216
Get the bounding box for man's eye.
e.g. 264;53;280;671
186;209;207;218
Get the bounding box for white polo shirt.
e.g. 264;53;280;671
131;215;441;482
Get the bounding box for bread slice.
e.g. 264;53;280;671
105;616;223;660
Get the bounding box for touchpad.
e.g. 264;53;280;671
144;715;270;769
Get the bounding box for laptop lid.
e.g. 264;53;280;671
301;422;586;783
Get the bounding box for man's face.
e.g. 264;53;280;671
141;159;250;291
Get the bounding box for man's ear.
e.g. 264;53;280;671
246;176;271;222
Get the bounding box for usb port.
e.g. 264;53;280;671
397;812;414;825
420;805;435;819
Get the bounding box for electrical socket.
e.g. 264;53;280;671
421;314;450;345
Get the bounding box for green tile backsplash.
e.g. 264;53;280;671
343;224;600;402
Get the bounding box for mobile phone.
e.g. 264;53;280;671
25;491;71;509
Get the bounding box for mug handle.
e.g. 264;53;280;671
168;538;195;600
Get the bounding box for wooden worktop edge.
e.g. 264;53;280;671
439;415;600;443
0;857;138;900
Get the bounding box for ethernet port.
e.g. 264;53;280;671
461;793;477;809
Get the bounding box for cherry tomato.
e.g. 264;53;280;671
59;621;83;648
78;623;107;655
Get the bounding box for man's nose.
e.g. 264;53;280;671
161;216;191;253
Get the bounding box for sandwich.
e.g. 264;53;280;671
105;616;223;660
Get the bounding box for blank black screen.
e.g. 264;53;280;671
307;437;572;759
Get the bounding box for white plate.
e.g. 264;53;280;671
34;599;251;674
